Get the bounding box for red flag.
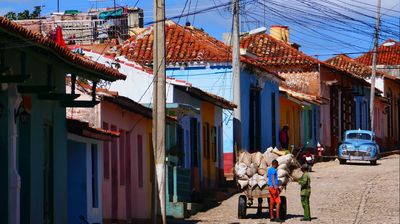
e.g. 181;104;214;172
55;26;66;48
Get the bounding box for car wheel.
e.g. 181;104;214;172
370;160;377;165
339;159;346;164
238;195;247;219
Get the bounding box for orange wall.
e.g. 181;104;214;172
201;101;218;188
279;96;302;148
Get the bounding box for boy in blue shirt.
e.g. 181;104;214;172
268;160;282;222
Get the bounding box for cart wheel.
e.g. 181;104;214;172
238;195;247;219
279;196;287;220
339;159;346;164
370;160;377;165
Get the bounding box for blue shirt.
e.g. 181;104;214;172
268;166;279;187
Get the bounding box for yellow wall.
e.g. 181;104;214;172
279;96;302;149
201;101;217;187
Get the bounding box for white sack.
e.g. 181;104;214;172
277;169;288;178
246;163;258;177
257;175;267;188
276;154;293;167
278;164;289;171
263;150;279;166
234;162;247;178
258;158;268;175
239;151;252;166
248;174;260;188
251;152;263;166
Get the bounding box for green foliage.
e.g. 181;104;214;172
5;6;43;20
4;11;17;20
30;6;42;19
17;10;30;20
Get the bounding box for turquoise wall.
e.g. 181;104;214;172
167;65;280;152
301;105;319;148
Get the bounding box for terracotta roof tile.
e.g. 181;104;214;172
240;33;319;67
67;118;120;141
326;54;386;79
124;22;231;64
356;39;400;66
0;16;125;81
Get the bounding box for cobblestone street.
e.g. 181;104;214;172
185;155;400;223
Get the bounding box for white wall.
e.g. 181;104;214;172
82;51;185;104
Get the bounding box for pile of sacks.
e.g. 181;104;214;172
235;147;297;189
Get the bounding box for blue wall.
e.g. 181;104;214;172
167;65;280;153
240;69;280;151
67;140;87;224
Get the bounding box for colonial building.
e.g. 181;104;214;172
240;26;373;154
0;16;124;224
327;53;400;150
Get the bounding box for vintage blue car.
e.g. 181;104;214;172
338;130;380;165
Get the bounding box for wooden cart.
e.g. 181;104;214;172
237;186;287;220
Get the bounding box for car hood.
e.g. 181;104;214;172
343;140;375;149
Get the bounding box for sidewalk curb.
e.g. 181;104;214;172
379;150;400;158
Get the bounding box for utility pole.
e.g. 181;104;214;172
57;0;59;13
232;0;242;159
369;0;381;131
153;0;166;223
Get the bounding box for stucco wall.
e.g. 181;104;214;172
101;101;151;221
168;66;280;153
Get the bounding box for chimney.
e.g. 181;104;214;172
270;25;289;43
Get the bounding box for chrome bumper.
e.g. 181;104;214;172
339;155;376;161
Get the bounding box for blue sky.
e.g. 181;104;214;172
0;0;399;60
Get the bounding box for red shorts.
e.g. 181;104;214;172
269;187;281;204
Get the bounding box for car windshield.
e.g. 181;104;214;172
346;133;372;140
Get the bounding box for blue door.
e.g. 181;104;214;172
67;140;87;224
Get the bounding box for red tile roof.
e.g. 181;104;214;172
241;33;372;88
326;54;386;79
356;39;400;66
0;16;125;81
123;21;231;64
240;33;320;67
67;118;120;141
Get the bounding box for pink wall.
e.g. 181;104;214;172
101;101;151;222
374;99;387;145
